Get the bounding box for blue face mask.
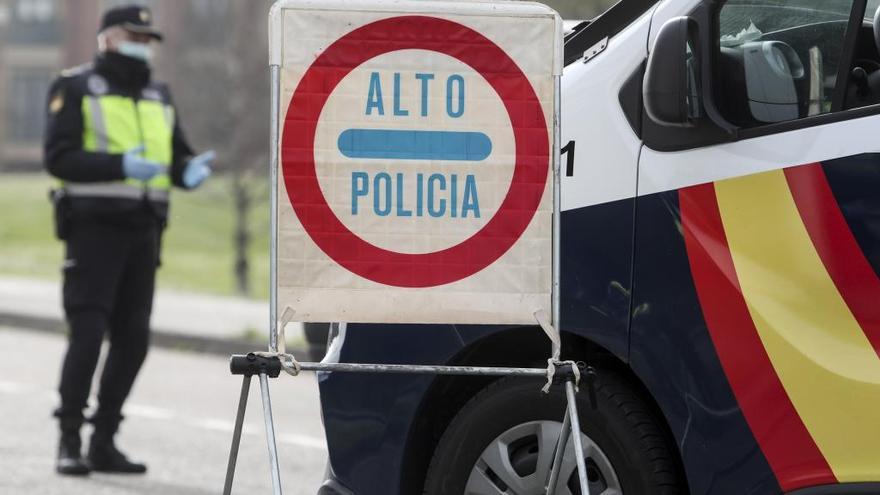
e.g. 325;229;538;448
117;41;153;63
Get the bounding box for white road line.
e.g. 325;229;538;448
192;418;234;432
189;418;326;451
278;434;327;450
0;381;327;452
0;381;30;394
125;404;176;421
127;404;326;451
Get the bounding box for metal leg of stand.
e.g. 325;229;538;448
227;355;594;495
545;403;571;494
223;375;252;495
259;373;283;495
565;381;591;495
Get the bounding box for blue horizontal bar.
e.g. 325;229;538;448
338;129;492;161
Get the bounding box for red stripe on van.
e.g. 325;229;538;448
679;182;836;491
785;163;880;358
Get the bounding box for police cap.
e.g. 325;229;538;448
99;5;163;42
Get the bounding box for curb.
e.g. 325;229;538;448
0;311;309;360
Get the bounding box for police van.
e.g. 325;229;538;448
314;0;880;493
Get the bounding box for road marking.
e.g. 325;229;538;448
125;404;176;421
278;434;327;450
0;380;326;452
193;418;235;432
0;380;30;394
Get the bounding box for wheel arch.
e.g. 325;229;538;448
398;326;689;494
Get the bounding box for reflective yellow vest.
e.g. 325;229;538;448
64;92;174;203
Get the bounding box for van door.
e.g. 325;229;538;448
633;0;880;493
558;4;653;359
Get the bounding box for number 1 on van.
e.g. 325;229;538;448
562;140;575;177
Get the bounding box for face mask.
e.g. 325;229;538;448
117;41;153;63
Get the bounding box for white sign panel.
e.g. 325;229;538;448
270;0;561;324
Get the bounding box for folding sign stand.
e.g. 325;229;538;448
222;23;592;494
222;352;596;495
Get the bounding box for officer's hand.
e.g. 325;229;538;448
122;146;163;182
183;150;215;189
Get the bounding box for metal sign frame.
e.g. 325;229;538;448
223;6;594;495
268;64;281;353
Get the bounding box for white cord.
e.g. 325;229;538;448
279;353;302;376
534;309;561;362
252;351;302;377
534;309;578;393
253;306;302;376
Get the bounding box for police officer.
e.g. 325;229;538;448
45;5;214;475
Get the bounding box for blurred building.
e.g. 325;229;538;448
0;0;600;172
0;0;63;170
0;0;228;171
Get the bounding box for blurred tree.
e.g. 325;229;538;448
160;0;270;297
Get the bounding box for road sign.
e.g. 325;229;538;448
270;0;561;324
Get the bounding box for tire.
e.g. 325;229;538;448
423;373;681;495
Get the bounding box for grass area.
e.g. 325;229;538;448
0;173;269;299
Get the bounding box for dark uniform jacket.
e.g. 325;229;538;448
44;52;195;226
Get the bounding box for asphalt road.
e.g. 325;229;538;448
0;325;327;495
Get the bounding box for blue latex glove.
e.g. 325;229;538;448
183;150;215;188
122;146;163;181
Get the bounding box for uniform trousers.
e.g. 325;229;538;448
55;218;159;433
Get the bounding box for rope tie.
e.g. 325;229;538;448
542;359;581;394
252;306;302;376
252;351;302;377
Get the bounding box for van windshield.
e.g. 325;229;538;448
868;0;880;19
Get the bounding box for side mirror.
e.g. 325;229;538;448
644;17;701;127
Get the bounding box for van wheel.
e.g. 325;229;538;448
423;373;681;495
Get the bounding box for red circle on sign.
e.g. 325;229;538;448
282;15;549;288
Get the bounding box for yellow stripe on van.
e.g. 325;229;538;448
714;168;880;481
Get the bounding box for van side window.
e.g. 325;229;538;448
715;0;855;127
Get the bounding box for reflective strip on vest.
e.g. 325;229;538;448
72;93;175;201
84;97;109;152
64;183;169;202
